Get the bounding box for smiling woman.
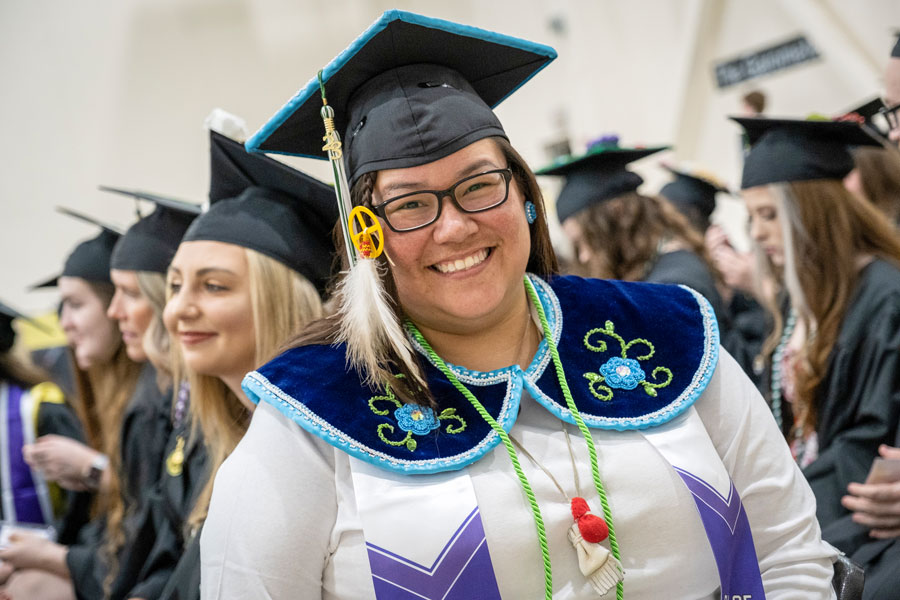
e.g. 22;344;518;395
199;10;838;600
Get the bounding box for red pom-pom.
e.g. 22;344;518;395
571;497;590;520
571;497;609;543
577;512;609;543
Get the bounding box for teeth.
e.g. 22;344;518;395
435;249;488;273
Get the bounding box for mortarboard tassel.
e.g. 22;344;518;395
318;74;425;391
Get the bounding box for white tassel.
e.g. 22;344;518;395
567;523;625;596
335;259;425;390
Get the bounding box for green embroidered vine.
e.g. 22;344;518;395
368;377;466;452
582;320;673;401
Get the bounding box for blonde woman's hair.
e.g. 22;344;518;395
183;247;324;532
137;271;172;384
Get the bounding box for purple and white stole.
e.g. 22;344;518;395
1;382;53;524
349;406;765;600
642;407;766;599
350;460;502;600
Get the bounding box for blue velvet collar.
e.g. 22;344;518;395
243;274;718;474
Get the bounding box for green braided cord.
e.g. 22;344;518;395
525;277;625;600
317;70;326;102
406;325;554;600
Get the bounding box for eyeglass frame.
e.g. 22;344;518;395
371;168;514;232
878;100;900;131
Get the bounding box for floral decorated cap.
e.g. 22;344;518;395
535;136;669;223
245;9;557;186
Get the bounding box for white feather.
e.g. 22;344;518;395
335;259;425;389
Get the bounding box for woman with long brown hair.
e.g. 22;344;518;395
734;116;900;534
200;12;836;599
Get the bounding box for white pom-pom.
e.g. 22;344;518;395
568;523;624;595
335;259;425;390
204;108;248;141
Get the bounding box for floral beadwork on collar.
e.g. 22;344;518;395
369;379;466;452
582;321;673;401
242;275;719;474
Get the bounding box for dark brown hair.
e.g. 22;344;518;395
287;136;558;406
569;192;721;285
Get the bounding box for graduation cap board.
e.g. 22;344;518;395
245;9;557;186
100;186;202;274
535;139;670;223
180;130;338;295
732;117;884;189
0;301;53;353
31;208;123;289
658;165;730;230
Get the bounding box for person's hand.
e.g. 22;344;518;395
0;559;13;585
0;533;67;575
706;227;756;295
842;445;900;539
22;435;100;491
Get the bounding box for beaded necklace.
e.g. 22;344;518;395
406;276;624;600
769;309;797;432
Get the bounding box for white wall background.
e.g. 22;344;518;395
2;0;899;312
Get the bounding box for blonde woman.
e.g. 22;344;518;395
138;129;335;600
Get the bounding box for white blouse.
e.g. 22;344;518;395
200;350;836;599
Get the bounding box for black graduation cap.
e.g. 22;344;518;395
0;300;53;353
0;301;28;354
658;165;730;229
31;207;123;289
732;117;885;189
892;33;900;58
180;131;338;295
245;9;557;185
535;138;669;223
101;186;202;273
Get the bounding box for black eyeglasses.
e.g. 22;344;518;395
878;100;900;131
372;168;513;232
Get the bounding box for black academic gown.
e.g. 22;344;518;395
645;249;755;368
65;362;173;600
803;259;900;532
125;411;208;600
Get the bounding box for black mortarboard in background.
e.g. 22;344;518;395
103;187;202;273
658;165;730;232
892;33;900;58
0;301;28;353
31;208;123;288
245;10;557;185
180;130;338;295
836;97;891;141
733;117;884;189
535;138;669;223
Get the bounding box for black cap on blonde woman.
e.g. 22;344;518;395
103;187;201;274
245;9;557;185
179;130;338;295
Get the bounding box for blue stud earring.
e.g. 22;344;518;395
525;200;537;224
